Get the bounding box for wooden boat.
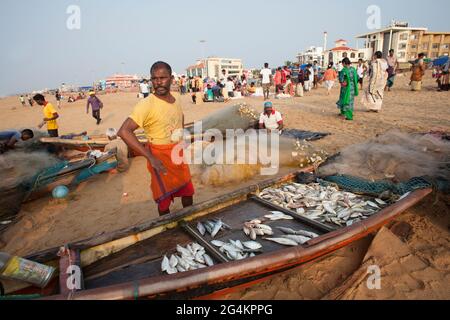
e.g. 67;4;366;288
2;169;432;300
0;152;118;228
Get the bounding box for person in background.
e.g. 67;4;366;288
313;61;320;89
247;82;257;95
34;94;59;137
336;60;344;72
386;49;399;91
336;57;359;120
212;81;224;102
219;69;227;84
303;65;312;92
258;101;284;133
274;68;283;94
225;77;235;98
86;91;104;125
19;95;25;107
410;53;426;91
438;58;449;92
323;64;338;95
260;63;273;100
104;128;129;172
118;61;194;216
284;75;294;96
361;51;388;112
357;59;368;90
202;84;214;102
140;79;150;98
27;94;34;107
0;129;34;153
55;90;62;109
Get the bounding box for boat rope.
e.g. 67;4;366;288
133;281;139;300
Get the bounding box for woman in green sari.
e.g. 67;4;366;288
337;57;359;120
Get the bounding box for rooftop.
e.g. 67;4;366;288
356;26;428;38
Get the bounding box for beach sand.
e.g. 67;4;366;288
0;73;449;299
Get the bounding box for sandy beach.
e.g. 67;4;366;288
0;72;449;299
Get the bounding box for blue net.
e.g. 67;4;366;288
318;174;434;196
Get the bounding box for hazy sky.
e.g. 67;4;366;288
1;0;449;96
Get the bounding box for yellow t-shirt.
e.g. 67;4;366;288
43;103;58;130
129;93;183;145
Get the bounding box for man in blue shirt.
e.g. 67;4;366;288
0;129;34;153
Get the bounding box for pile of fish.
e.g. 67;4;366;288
263;227;320;247
259;183;388;227
197;219;231;238
238;103;259;121
291;140;328;168
242;219;273;240
211;239;262;261
161;243;214;275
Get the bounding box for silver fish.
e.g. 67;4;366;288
211;219;223;238
203;254;214;267
161;255;170;272
211;240;226;247
197;222;206;236
169;255;178;268
280;235;310;245
177;245;191;257
176;265;186;273
166;267;178;275
264;238;299;246
243;241;262;250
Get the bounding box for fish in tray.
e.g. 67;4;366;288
197;218;231;238
264;211;295;221
211;239;262;261
243;219;274;240
276;227;319;239
161;242;214;275
258;183;390;227
264;238;299;246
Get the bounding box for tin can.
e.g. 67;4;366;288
0;252;55;288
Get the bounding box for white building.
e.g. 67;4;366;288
355;21;450;62
324;40;371;66
296;47;324;66
186;57;244;80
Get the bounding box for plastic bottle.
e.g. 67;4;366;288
0;252;55;288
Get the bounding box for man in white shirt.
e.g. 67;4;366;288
140;79;150;98
260;63;273;100
219;69;227;83
259;102;284;132
225;77;235;97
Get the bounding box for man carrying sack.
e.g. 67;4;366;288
118;61;194;216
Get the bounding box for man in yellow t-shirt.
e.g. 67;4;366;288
118;61;194;216
34;94;59;137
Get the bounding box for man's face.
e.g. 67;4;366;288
21;133;32;141
265;107;273;115
151;67;172;96
35;99;45;106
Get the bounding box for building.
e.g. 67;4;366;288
355;21;450;63
324;40;370;66
105;74;139;89
186;57;244;80
296;46;324;66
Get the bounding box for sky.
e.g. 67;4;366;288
0;0;449;96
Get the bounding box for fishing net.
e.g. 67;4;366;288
186;103;259;134
318;175;434;197
281;129;330;141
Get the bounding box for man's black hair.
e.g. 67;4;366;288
264;63;269;68
21;129;34;138
374;51;383;59
33;94;45;101
150;61;172;76
342;57;351;65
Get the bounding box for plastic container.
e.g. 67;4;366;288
0;252;55;288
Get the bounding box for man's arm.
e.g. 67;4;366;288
86;99;90;113
118;118;167;174
277;120;284;131
6;137;18;149
44;112;59;121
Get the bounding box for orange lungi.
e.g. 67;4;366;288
146;144;194;211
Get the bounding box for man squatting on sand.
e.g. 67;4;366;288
118;61;194;216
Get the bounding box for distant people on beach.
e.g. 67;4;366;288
357;59;368;90
27;94;34;107
140;79;150;98
19;95;25;107
225;77;235;98
361;51;388;113
323;64;338;95
410;53;426;91
337;57;359;121
260;63;272;100
55;90;62;109
386;49;399;91
34;94;60;137
86;91;104;125
0;129;34;153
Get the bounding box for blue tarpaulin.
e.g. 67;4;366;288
432;56;449;67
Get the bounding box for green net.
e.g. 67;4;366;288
318;175;434;197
